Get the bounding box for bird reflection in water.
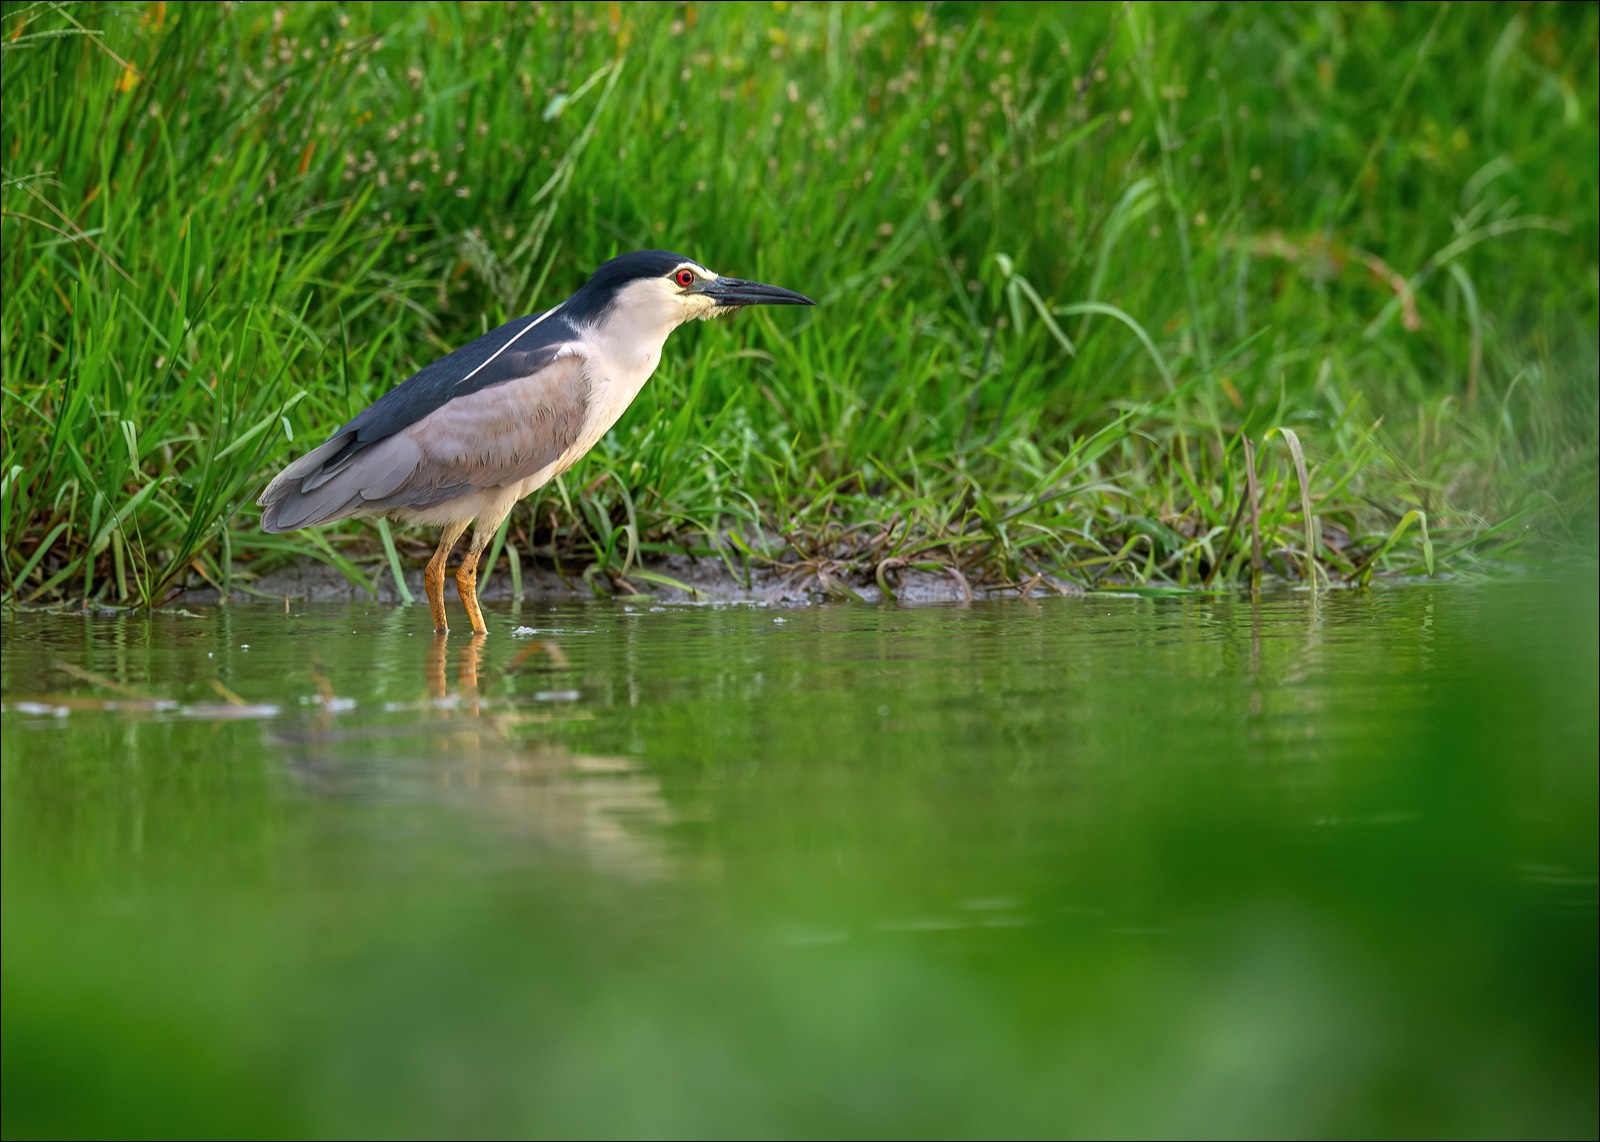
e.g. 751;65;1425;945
426;631;480;711
277;632;684;879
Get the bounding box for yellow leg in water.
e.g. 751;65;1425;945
455;547;487;635
424;520;470;633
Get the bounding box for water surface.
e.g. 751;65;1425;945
4;578;1596;1137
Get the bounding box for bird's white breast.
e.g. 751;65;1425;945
556;277;690;470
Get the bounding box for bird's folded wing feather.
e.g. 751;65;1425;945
377;351;591;510
259;342;591;531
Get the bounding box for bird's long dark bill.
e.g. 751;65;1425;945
704;278;816;307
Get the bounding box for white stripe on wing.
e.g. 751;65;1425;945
457;303;567;387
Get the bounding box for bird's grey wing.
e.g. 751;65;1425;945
363;351;593;513
259;338;590;532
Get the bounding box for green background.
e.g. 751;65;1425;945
2;1;1595;604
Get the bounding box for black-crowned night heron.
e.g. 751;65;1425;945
258;250;814;633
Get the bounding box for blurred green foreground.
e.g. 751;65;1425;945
3;575;1596;1137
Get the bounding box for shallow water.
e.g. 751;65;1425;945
3;577;1596;1137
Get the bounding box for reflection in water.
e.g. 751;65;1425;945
269;629;684;879
424;632;483;708
2;581;1595;1138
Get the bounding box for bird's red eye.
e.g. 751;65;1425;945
675;269;696;287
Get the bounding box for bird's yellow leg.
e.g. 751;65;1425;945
455;510;514;636
455;547;487;635
425;521;471;633
424;554;450;632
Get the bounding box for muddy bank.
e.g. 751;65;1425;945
180;552;1085;609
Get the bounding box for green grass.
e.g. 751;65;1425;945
3;1;1596;605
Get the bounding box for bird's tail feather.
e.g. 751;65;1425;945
257;432;424;532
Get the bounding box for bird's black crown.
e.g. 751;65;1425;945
562;250;697;324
